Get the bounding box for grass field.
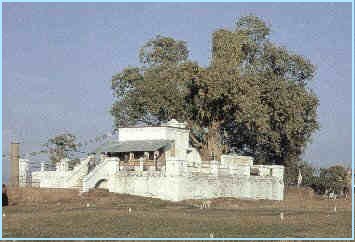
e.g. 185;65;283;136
2;187;352;238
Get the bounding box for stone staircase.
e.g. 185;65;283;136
80;157;118;193
72;176;84;190
63;157;91;190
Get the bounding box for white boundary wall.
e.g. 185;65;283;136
109;172;284;201
31;157;91;189
108;158;284;201
27;155;284;201
23;120;285;201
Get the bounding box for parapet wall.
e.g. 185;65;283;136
31;157;90;189
109;157;284;201
165;158;284;179
19;159;31;187
24;154;284;201
110;171;284;201
180;174;283;200
110;173;181;201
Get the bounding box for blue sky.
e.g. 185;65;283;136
2;2;353;181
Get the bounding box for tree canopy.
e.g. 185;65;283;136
319;165;349;194
110;15;319;165
43;133;79;165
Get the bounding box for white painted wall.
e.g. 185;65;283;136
108;157;284;201
111;174;182;201
186;147;202;166
118;125;191;161
19;158;30;187
31;156;284;201
81;157;119;192
28;119;284;201
109;172;284;201
119;127;169;141
34;157;90;189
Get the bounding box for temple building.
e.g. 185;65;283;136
23;119;285;201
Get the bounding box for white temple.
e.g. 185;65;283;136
21;119;285;201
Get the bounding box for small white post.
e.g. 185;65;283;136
280;212;284;221
40;162;45;172
116;158;121;172
297;169;302;188
139;157;144;172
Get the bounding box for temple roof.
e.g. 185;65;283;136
95;139;173;153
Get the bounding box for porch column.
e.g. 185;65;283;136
154;151;159;171
129;152;134;161
139;157;144;172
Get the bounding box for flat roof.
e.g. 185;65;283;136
95;139;173;153
119;125;188;130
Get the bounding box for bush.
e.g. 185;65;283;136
284;160;314;186
319;165;348;195
285;162;349;196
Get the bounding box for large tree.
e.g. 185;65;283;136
110;15;319;165
319;165;349;194
44;133;79;165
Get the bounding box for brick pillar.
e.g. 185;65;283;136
9;142;20;187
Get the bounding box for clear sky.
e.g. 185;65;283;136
2;2;353;181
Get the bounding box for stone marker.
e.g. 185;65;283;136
280;212;284;221
128;207;132;214
209;233;214;238
201;200;211;209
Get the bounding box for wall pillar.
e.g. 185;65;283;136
210;160;219;176
139;157;144;172
9;142;20;187
19;158;30;187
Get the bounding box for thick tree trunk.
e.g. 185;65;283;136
199;121;224;161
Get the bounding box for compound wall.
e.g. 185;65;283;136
109;171;284;201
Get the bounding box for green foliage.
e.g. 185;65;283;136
44;133;78;165
139;35;189;66
110;15;319;164
299;161;316;187
285;163;349;195
318;165;348;194
284;160;315;186
235;15;270;43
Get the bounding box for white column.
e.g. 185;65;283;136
210;160;219;176
139;157;144;172
19;159;30;187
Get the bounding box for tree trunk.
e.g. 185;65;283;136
199;121;224;161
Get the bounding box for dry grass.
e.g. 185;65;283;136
2;187;352;238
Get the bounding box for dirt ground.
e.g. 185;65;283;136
2;187;352;238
